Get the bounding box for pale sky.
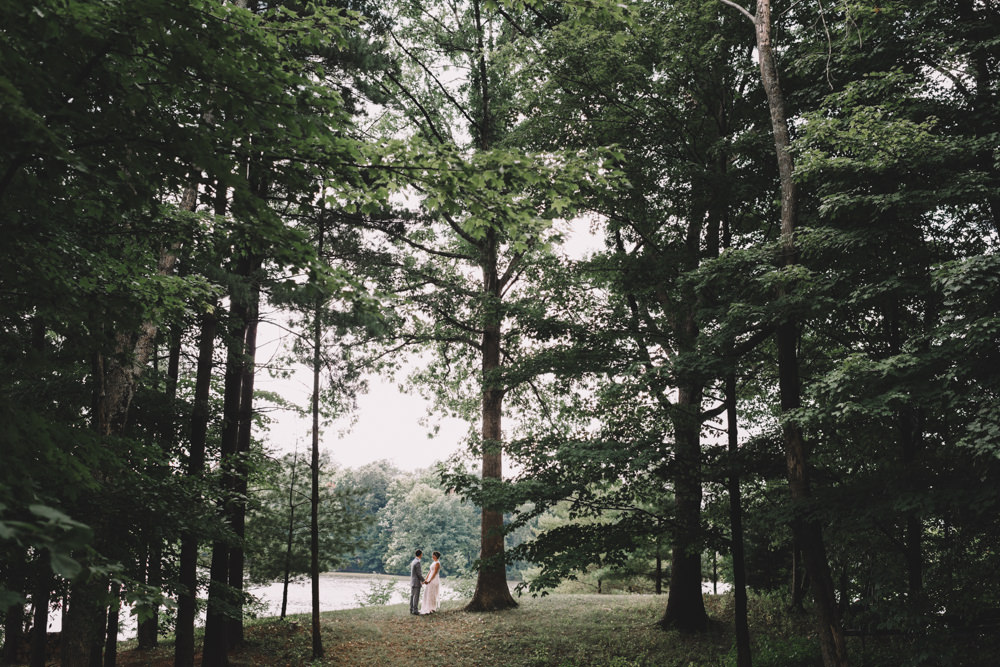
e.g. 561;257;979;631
252;218;601;472
253;330;471;471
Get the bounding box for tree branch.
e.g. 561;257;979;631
381;69;448;145
701;401;728;421
389;31;479;133
499;250;527;293
402;235;477;261
719;0;755;23
441;211;484;249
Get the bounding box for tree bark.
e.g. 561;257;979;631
61;574;104;667
726;373;752;667
655;533;663;595
2;551;26;665
282;451;301;620
61;183;190;666
659;190;715;631
310;222;325;660
202;341;244;664
466;230;518;612
227;262;261;650
29;568;51;667
660;383;708;632
135;542;159;650
179;182;225;665
203;256;256;667
789;536;807;611
102;582;120;667
463;2;516;610
753;1;849;664
175;307;218;667
137;329;180;650
88;600;106;667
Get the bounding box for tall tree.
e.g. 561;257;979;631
174;301;219;667
1;0;369;663
780;0;1000;653
351;0;614;612
495;0;770;632
721;0;847;662
309;221;326;659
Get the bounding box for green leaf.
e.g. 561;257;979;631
49;551;84;580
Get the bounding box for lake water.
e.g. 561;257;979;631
46;574;725;640
247;572;456;618
46;573;456;640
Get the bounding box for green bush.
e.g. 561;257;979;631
726;636;821;667
353;576;399;607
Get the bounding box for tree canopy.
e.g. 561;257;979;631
1;0;998;665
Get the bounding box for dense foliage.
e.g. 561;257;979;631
1;0;997;665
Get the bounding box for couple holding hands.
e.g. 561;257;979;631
408;549;442;615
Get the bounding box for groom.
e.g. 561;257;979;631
409;549;423;615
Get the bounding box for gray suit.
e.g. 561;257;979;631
409;557;423;614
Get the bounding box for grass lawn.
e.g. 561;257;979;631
110;590;997;667
115;594;739;666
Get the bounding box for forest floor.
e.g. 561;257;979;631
105;591;994;667
108;593;776;667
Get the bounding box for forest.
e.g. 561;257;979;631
1;0;998;666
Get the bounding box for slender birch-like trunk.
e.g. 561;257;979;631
720;0;849;663
310;221;325;659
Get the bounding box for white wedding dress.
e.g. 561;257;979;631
421;560;441;614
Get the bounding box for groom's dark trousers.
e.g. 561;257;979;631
409;556;423;614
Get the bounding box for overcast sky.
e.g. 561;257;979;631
253;219;601;472
253;326;471;471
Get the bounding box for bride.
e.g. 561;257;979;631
421;551;442;614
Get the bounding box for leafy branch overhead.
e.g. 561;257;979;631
333;138;625;251
2;0;999;665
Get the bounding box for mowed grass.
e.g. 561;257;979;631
115;594;738;666
111;590;1000;667
316;595;733;667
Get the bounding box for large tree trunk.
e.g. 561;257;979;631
61;573;106;667
466;232;517;612
29;567;51;667
202;302;251;667
464;8;514;606
135;541;161;650
659;383;708;632
137;328;180;650
2;551;26;665
88;596;107;667
726;373;752;667
177;182;225;666
102;582;121;667
61;201;187;666
789;536;807;610
310;222;325;660
661;191;714;631
227;263;261;650
754;1;848;664
174;307;218;667
203;252;257;666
